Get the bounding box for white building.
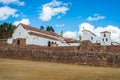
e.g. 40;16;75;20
7;23;80;46
81;29;120;46
82;30;97;43
100;31;111;46
111;42;120;45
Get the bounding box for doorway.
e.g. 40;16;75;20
48;41;51;47
17;40;20;45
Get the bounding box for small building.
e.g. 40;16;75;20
82;30;97;43
111;42;120;45
100;31;111;46
7;23;80;46
64;38;80;46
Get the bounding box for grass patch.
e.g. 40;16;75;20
0;58;120;80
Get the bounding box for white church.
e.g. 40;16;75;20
7;23;80;46
82;30;97;43
82;29;120;45
7;23;119;46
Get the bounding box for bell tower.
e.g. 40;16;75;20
100;31;111;45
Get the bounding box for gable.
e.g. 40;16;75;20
12;24;28;39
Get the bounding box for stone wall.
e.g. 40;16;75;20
80;41;120;53
0;43;120;67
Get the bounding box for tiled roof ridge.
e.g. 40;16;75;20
64;38;80;43
101;31;111;33
28;32;58;41
19;23;61;38
82;29;96;36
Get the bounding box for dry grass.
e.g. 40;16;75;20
0;58;120;80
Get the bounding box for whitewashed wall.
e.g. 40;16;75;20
56;41;80;46
100;32;111;45
12;25;28;39
112;42;120;45
7;38;13;44
7;24;80;46
7;25;28;44
26;35;58;46
69;43;80;46
82;30;96;43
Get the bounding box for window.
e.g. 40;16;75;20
91;37;93;40
52;42;53;44
17;40;20;45
104;34;106;37
33;37;35;40
48;41;51;47
106;38;108;41
115;55;119;59
19;32;21;35
102;38;104;42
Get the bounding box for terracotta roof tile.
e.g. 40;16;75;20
18;23;80;43
28;32;58;41
101;31;111;33
19;23;61;38
64;38;80;43
82;30;96;36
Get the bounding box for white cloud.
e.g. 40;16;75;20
0;0;24;6
87;13;105;21
0;6;18;20
63;31;77;39
39;0;69;21
78;22;94;34
13;18;30;26
56;24;64;27
78;22;120;42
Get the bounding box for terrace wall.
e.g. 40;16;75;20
0;41;120;67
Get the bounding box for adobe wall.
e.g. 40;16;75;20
13;38;26;46
0;43;120;67
80;41;120;53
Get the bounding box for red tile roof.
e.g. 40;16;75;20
82;29;96;36
28;32;58;41
64;38;80;43
101;31;111;33
17;23;80;43
19;23;61;38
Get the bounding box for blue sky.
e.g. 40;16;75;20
0;0;120;42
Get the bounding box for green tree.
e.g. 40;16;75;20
40;26;44;30
0;22;16;39
49;26;54;32
46;26;55;32
79;35;82;41
60;30;63;37
46;26;50;31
